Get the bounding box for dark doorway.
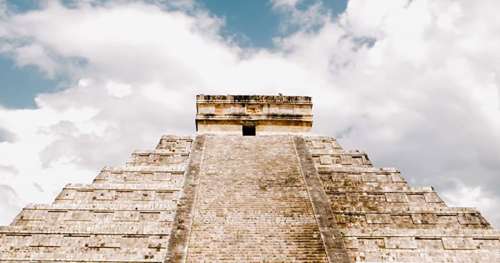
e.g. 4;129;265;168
242;125;256;136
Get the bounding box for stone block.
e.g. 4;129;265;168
319;155;333;165
474;238;500;249
411;213;438;225
442;237;476;250
385;193;408;203
385;237;417;249
458;213;482;225
357;238;385;250
366;214;393;224
424;192;443;203
416;237;444;249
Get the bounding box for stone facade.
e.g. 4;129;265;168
196;95;313;134
0;95;499;262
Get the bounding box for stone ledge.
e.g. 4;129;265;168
132;150;190;156
24;203;177;210
0;225;172;235
104;165;187;172
196;94;312;104
341;228;500;237
63;183;182;191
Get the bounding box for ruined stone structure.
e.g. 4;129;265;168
1;95;499;262
196;95;313;134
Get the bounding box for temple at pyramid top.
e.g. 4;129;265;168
195;94;313;135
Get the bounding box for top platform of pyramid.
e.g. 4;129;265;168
195;94;313;135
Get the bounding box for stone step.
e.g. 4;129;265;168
338;227;500;260
21;203;177;211
54;184;182;204
184;135;329;262
13;210;175;226
342;228;500;237
126;150;189;166
0;247;166;262
343;234;500;253
94;169;184;185
316;165;402;177
318;168;405;183
155;135;192;151
54;199;179;206
132;150;191;156
304;136;343;152
311;152;372;166
350;250;499;263
320;182;410;192
332;209;490;229
0;225;172;235
64;183;182;190
0;234;167;246
101;165;187;173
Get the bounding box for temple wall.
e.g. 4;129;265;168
195;95;313;134
196;120;312;134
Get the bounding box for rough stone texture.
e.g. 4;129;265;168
293;136;350;263
1;95;499;262
304;136;500;262
0;135;193;262
184;135;328;262
166;135;206;263
196;95;313;134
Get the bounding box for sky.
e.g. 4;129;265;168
0;0;499;227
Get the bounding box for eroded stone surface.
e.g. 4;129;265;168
185;135;328;262
0;135;193;262
304;136;500;262
196;95;313;134
0;95;499;262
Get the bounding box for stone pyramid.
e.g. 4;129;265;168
0;95;499;262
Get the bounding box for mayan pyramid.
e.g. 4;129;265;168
1;95;499;262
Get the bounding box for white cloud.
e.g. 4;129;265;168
0;0;6;15
442;183;500;227
270;0;300;8
105;81;132;98
0;184;21;225
0;0;499;228
13;44;60;77
270;0;329;33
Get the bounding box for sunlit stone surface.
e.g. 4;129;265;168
0;95;498;262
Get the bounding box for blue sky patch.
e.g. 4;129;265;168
0;0;348;109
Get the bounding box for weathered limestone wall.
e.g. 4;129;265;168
196;122;242;134
196;121;311;134
303;136;500;262
196;95;313;134
0;135;193;262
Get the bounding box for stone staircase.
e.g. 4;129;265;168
184;135;329;262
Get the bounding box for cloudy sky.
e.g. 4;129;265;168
0;0;499;226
